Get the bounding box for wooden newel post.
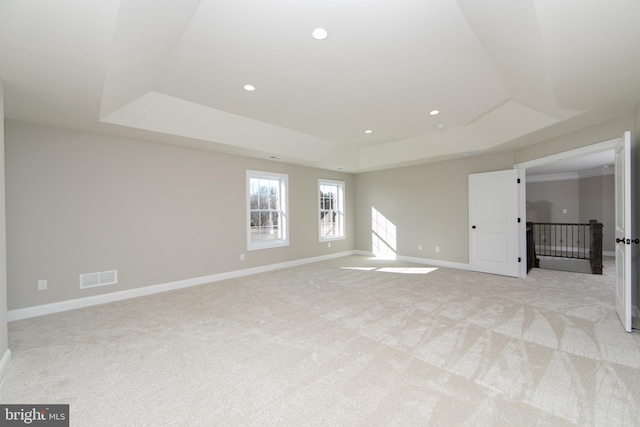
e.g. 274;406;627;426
589;220;603;275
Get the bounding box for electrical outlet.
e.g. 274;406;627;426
418;244;423;250
37;279;47;291
328;242;332;248
240;254;245;261
435;246;440;253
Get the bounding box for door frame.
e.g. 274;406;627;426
615;132;632;331
513;137;623;304
513;138;619;254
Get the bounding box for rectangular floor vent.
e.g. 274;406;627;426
80;270;118;289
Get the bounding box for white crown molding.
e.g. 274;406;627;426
527;167;614;183
516;138;618;183
577;167;615;179
526;172;579;183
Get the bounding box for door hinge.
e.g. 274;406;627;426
618;238;640;244
518;257;522;262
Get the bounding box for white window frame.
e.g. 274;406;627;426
318;179;345;242
247;170;289;251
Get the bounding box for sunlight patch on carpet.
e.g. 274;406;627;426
342;266;438;275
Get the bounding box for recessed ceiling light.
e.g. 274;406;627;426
312;28;328;40
364;129;373;134
243;84;256;91
430;110;440;116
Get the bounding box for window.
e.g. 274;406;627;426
247;171;289;250
318;179;345;241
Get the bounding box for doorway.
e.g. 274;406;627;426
524;148;615;274
514;135;632;332
515;139;617;271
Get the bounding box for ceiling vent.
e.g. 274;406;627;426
80;270;118;289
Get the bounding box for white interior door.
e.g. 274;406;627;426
615;131;632;332
469;169;524;277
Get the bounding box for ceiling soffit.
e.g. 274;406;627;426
2;0;637;172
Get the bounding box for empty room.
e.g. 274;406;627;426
1;1;640;425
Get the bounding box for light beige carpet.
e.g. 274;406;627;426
1;256;639;426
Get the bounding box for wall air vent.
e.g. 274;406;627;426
80;270;118;289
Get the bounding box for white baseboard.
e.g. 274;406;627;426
0;349;11;386
353;250;470;270
8;250;356;322
397;255;469;270
353;250;375;257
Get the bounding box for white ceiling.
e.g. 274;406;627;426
1;0;639;172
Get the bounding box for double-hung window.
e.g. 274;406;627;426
318;179;345;241
247;170;289;250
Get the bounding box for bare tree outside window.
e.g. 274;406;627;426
319;180;344;241
247;171;288;250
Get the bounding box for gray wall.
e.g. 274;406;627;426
0;77;8;362
6;120;354;310
526;176;615;253
354;152;516;263
526;180;580;223
353;115;633;265
580;175;615;253
5;112;638;318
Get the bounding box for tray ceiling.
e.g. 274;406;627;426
1;0;639;171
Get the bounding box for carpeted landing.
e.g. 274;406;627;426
1;256;639;426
